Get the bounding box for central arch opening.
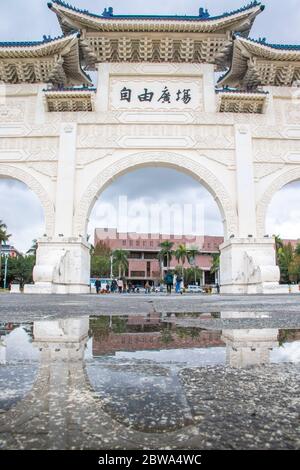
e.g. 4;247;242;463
87;165;224;290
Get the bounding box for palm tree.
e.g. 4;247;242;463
295;242;300;257
210;253;220;285
187;246;200;284
174;244;187;279
158;241;174;276
273;235;283;265
112;249;128;278
0;221;11;287
26;239;38;256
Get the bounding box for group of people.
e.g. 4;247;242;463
164;271;183;294
94;278;147;294
94;271;195;295
94;278;124;294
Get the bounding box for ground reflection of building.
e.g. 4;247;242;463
0;317;205;449
91;315;224;356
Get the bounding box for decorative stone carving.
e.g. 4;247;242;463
74;151;238;238
27;162;58;180
254;163;285;181
0;101;25;122
253;139;300;163
0;137;59;161
77;124;235;150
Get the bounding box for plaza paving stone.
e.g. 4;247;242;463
1;293;300;321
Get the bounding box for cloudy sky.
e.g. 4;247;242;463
0;0;300;251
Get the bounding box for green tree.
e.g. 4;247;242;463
91;255;111;278
4;255;35;288
158;241;174;276
295;243;300;257
0;220;11;287
94;241;111;257
184;267;203;286
26;239;38;256
274;235;284;265
210;253;220;274
288;257;300;283
112;249;128;278
277;243;294;283
187;246;200;284
174;244;188;279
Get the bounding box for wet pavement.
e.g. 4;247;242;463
2;292;300;320
0;311;299;450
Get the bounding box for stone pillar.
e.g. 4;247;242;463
234;124;257;238
25;124;91;294
95;64;110;112
54;123;77;238
219;125;280;294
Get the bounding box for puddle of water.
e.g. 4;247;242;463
0;314;299;449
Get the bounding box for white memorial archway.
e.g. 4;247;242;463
1;1;299;294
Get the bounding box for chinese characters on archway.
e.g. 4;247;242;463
120;86;192;104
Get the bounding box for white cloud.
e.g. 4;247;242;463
0;179;44;253
266;181;300;239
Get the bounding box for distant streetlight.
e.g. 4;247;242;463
110;254;113;279
189;256;197;285
3;254;8;289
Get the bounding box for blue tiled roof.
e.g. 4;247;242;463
237;35;300;51
0;32;77;48
48;0;263;22
216;87;269;95
44;86;97;92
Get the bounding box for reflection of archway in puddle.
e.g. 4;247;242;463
1;318;299;450
0;319;200;450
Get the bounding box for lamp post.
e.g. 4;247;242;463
110;254;113;279
3;254;8;290
189;256;197;285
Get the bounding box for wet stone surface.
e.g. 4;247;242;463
2;293;300;320
0;312;299;450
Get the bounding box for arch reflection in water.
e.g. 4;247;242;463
0;315;299;450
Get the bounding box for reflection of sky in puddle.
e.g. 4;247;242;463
1;319;300;424
271;341;300;363
0;327;39;411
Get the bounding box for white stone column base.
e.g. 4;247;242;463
220;238;281;295
24;237;91;294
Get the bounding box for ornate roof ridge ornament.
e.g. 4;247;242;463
0;32;92;86
48;0;264;23
219;34;300;88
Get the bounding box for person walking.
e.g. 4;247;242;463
95;278;101;295
175;274;183;294
145;281;151;294
164;270;173;294
111;278;118;293
117;278;124;293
